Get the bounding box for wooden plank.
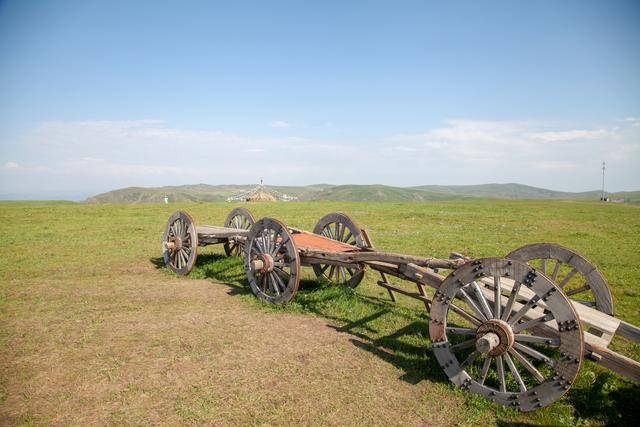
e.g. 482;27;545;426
196;225;250;238
299;248;466;270
585;343;640;382
198;237;226;245
616;320;640;344
292;232;358;252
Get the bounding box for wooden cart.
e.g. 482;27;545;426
162;209;640;412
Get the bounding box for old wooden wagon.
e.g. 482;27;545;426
162;208;640;412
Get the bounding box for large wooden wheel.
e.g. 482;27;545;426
244;218;301;304
223;207;255;256
312;212;366;288
162;211;198;275
430;258;583;411
507;243;614;315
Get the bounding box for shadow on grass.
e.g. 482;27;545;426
151;253;447;386
151;254;639;425
150;253;251;297
567;370;640;426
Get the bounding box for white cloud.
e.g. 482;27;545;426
1;117;639;198
527;129;612;142
620;117;640;128
384;118;639;190
268;120;292;129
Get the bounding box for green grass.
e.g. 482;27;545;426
1;200;639;425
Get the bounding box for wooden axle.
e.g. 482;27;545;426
476;332;500;354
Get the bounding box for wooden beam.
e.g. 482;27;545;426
298;248;466;270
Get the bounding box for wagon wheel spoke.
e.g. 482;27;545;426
496;355;506;392
448;302;483;327
461;351;481;369
565;284;590;297
512;312;554;334
343;231;353;244
493;276;502;319
457;288;489;322
233;243;241;256
479;356;492;385
445;327;476;336
323;226;335;240
273;266;291;280
512;342;556;368
558;267;578;288
500;280;522;322
450;339;476;352
269;272;282;295
550;260;561;281
508;295;542;326
514;334;560;346
508;348;545;383
504;353;527;392
471;281;494;319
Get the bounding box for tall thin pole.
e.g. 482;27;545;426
601;161;606;201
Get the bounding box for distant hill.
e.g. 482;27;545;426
303;185;472;202
85;184;326;204
86;183;640;204
410;183;597;200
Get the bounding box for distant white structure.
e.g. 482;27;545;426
226;179;297;202
164;195;169;204
600;161;606;201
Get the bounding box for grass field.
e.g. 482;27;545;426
1;200;639;425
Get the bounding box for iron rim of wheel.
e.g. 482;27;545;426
223;207;255;256
162;211;198;275
312;212;366;288
244;218;301;304
507;243;614;316
429;257;583;412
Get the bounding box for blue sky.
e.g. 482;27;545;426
1;0;639;199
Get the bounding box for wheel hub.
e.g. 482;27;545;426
475;319;514;356
172;235;183;251
251;253;275;273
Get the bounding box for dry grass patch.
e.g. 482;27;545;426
2;271;474;425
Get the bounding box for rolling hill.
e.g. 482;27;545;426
86;183;640;204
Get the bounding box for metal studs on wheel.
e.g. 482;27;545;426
507;243;614;315
245;218;301;304
223;207;255;256
162;211;198;275
429;258;583;411
312;212;367;288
